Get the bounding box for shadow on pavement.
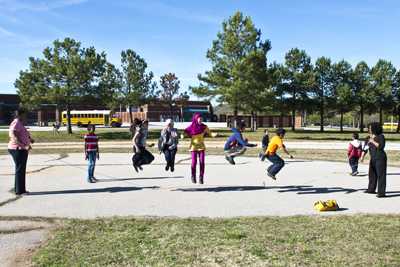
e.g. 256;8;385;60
173;186;267;192
27;186;160;196
173;185;362;194
384;191;400;198
274;185;359;194
96;176;184;182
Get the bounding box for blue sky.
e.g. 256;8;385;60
1;0;399;96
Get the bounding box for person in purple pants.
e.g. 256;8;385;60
184;113;211;184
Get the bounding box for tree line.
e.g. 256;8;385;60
15;38;188;133
16;11;400;134
190;11;400;132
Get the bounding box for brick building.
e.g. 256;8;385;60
0;94;214;125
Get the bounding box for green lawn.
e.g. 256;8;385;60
2;128;400;143
32;215;400;266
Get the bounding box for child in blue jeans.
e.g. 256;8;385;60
347;133;362;176
84;125;99;183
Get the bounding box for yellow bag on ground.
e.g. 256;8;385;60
314;200;339;211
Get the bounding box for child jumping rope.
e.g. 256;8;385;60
259;129;269;161
265;128;293;180
184;113;211;184
224;119;257;165
84;124;99;183
132;119;155;172
159;119;179;172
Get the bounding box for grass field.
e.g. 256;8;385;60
32;215;400;266
2;128;400;143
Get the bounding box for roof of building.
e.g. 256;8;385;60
0;94;20;104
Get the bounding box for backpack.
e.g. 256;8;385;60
352;144;363;158
314;200;339;212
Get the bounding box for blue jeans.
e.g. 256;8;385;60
266;154;285;176
349;157;359;173
87;151;97;180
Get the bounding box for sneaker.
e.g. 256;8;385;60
267;172;276;180
364;190;376;194
138;165;143;171
199;177;204;184
225;155;235;165
87;178;95;183
376;194;386;198
165;165;169;171
191;176;197;184
352;171;359;176
91;177;98;182
170;166;174;172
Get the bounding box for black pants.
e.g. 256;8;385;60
349;157;359;173
163;148;177;169
8;149;28;194
132;147;155;167
368;158;387;195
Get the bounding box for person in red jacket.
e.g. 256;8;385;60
348;133;362;176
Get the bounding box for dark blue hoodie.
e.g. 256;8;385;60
224;128;253;150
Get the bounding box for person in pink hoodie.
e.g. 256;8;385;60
347;133;362;176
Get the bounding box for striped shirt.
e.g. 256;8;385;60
84;133;98;152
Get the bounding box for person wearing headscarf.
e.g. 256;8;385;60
158;119;179;172
184;113;211;184
132;119;154;172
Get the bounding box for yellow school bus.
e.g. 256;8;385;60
383;122;398;131
62;110;122;127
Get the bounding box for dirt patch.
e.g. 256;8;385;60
0;219;56;267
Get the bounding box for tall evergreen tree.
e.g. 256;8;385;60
283;48;314;131
314;57;333;132
191;11;271;125
370;59;397;124
351;62;372;132
332;60;353;132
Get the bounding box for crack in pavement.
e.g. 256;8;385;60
0;195;22;208
44;153;69;162
0;227;46;235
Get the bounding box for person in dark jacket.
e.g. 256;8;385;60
158;119;179;172
224;120;257;165
259;129;269;161
362;122;387;198
132;120;154;172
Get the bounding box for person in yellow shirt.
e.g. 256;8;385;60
184;113;211;184
265;128;293;180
